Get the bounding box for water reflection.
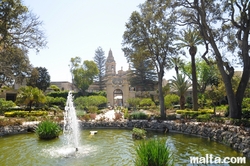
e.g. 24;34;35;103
0;129;248;166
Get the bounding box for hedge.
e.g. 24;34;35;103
176;109;214;118
4;111;48;117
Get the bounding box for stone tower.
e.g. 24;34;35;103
105;49;116;76
104;49;135;107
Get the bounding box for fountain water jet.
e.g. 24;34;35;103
63;91;80;152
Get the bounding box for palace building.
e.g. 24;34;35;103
88;49;136;107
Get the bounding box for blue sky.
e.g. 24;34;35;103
23;0;147;82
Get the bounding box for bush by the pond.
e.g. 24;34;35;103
197;114;211;122
123;109;129;119
130;111;148;120
135;138;173;166
132;127;146;140
35;120;61;140
176;109;214;118
4;110;48;117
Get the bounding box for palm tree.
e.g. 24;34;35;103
176;28;203;111
170;56;185;77
170;74;191;110
16;86;46;111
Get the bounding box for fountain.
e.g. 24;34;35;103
63;91;80;152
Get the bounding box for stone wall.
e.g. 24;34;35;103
1;120;250;158
78;120;250;158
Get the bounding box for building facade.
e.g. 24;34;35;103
88;49;136;107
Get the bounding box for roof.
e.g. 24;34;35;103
106;49;115;63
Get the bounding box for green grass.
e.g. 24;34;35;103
134;138;173;166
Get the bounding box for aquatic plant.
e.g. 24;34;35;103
135;138;173;166
35;120;61;140
132;127;146;140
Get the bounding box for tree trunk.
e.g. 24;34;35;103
158;71;166;119
189;46;198;111
211;43;240;119
234;32;250;119
29;101;32;113
180;95;185;110
175;65;179;76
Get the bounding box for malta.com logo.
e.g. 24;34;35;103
190;154;247;164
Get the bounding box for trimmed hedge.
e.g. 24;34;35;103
130;111;148;120
4;111;48;117
176;109;214;118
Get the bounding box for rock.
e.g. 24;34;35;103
90;131;98;135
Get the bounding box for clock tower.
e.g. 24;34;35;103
104;49;135;107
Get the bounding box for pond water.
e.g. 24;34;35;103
0;129;248;166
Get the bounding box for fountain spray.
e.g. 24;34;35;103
63;91;80;152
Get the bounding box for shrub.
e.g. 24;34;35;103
81;114;90;121
127;98;141;110
45;96;66;107
88;95;107;107
0;98;16;114
124;108;129;119
35;120;61;140
46;91;69;98
139;98;155;107
164;94;179;109
242;98;250;108
88;106;98;113
216;105;228;112
4;110;48;117
176;109;214;118
130;111;148;119
197;114;211;122
135;138;173;166
242;108;250;119
74;96;107;110
132;127;146;140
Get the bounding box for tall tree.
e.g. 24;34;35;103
0;47;32;87
175;0;250;119
176;29;203;111
69;56;81;90
27;67;50;92
26;67;39;87
36;67;50;92
0;0;46;87
69;57;99;95
122;0;177;119
0;0;46;51
93;46;106;90
128;48;157;91
169;56;185;77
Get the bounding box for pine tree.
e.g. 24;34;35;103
93;47;106;91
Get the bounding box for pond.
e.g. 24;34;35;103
0;129;248;166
